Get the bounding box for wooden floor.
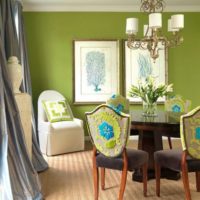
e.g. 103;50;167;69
39;139;200;200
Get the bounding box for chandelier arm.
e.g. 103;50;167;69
166;30;184;48
127;36;142;49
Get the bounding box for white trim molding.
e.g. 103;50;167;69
23;2;200;12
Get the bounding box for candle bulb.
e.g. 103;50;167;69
168;19;179;32
149;13;162;28
126;18;138;34
171;14;184;29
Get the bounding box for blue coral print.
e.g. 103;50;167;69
172;105;181;112
99;121;114;140
138;53;152;79
86;51;106;92
195;127;200;140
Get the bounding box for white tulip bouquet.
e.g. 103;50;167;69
129;76;173;116
129;76;173;104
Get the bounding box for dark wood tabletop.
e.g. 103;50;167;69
130;110;183;181
130;110;182;124
130;110;182;137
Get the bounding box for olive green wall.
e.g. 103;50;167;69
23;12;200;133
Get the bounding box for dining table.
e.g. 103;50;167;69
130;110;183;182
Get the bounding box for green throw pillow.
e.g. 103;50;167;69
42;99;74;122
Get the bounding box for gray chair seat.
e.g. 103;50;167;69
154;149;200;172
96;148;149;171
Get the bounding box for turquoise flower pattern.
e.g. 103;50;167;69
196;127;200;140
116;104;124;113
109;103;124;114
99;122;114;140
172;105;181;112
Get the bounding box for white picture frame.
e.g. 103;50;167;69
73;40;120;104
124;40;168;103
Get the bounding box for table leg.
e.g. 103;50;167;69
138;130;162;169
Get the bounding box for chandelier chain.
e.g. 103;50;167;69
140;0;165;13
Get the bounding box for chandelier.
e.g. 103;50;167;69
126;0;184;61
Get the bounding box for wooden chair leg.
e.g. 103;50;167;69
181;151;191;200
119;150;128;200
142;163;148;197
155;162;161;197
93;148;99;200
195;172;200;192
168;136;172;149
101;168;105;190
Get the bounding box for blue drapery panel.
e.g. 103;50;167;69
0;0;46;199
14;0;48;172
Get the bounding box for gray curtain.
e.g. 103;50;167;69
14;0;48;172
0;40;13;200
0;0;46;199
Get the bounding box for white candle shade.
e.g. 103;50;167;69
171;14;184;29
126;18;138;34
143;25;152;37
168;19;179;32
149;13;162;28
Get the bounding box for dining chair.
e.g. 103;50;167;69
164;95;191;149
85;104;148;200
154;106;200;200
106;94;129;114
106;94;140;138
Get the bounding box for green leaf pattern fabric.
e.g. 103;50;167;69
180;106;200;159
106;94;129;114
42;100;74;123
86;105;130;157
165;96;191;113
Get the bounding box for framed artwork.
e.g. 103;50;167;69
124;40;168;103
73;40;120;104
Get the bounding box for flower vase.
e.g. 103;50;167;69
142;101;157;116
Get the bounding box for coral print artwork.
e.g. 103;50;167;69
125;40;167;103
86;51;106;92
74;40;119;104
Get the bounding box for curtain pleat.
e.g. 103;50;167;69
15;0;48;172
0;0;47;199
0;40;13;200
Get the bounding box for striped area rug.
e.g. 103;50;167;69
39;141;200;200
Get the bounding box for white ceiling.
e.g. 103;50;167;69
22;0;200;12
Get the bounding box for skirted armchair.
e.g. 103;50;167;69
38;90;84;156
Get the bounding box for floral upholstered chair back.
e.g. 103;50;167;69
86;104;130;157
106;94;130;114
181;106;200;159
165;96;191;113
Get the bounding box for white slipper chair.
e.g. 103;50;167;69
38;90;84;156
